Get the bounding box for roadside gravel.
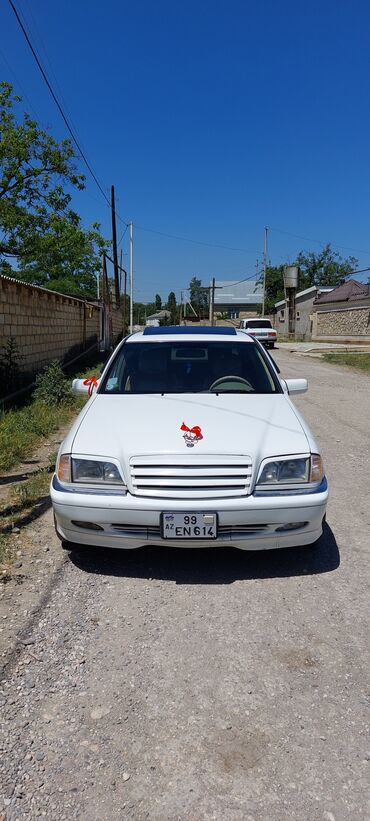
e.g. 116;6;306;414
0;350;369;821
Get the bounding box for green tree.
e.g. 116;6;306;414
262;265;286;314
297;244;358;288
155;293;162;311
166;291;178;323
0;82;108;296
259;245;358;314
189;276;208;317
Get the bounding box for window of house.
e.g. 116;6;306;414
279;310;285;322
296;310;300;320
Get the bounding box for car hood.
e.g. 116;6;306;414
70;393;310;483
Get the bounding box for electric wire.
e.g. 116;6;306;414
216;269;263;289
269;226;370;257
7;0;370;277
7;0;128;227
133;224;256;254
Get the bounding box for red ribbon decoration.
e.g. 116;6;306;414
181;422;203;439
83;376;99;397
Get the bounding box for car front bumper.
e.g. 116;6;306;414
51;476;328;551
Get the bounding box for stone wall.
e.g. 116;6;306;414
0;275;123;376
313;304;370;340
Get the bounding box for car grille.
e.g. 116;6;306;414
109;523;270;540
129;455;253;499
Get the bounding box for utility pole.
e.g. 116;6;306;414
97;254;104;300
119;248;125;335
102;251;109;304
129;222;134;333
111;186;120;307
179;291;183;324
210;277;216;325
123;266;127;335
262;226;268;316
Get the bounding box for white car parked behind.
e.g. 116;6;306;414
238;317;277;348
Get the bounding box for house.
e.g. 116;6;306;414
312;280;370;343
213;279;263;318
274;286;333;340
146;310;172;327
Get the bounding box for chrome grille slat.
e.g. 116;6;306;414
129;454;252;499
109;523;273;540
132;467;252;476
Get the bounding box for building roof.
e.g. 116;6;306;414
313;279;370;305
146;310;171;320
0;272;96;306
214;279;263;305
274;285;333;309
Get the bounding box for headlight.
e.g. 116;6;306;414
309;454;324;482
258;457;309;484
257;454;324;486
72;458;123;484
57;453;71;483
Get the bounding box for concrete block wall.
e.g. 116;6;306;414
0;275;123;375
313;304;370;342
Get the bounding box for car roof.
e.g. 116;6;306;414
125;326;254;343
242;317;271;322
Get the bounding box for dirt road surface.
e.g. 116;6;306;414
1;350;369;821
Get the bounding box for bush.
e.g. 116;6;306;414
33;361;73;406
0;336;23;398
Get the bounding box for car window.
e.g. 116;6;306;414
245;320;272;329
100;341;281;394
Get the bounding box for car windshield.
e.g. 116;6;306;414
244;320;272;328
100;341;281;394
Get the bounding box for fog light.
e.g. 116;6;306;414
71;521;104;531
276;522;307;532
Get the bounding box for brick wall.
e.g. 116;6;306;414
313;304;370;341
0;275;123;375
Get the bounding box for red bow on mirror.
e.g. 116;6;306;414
83;376;99;397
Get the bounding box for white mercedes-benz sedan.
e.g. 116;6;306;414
51;326;328;551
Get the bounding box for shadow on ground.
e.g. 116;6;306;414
0;496;51;535
69;522;340;584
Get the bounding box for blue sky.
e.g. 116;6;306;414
1;0;370;301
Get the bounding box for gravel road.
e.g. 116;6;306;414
1;350;369;821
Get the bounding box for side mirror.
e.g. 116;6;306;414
284;378;308;395
72;377;100;395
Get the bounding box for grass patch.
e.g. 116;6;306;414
0;534;10;567
0;359;104;474
0;467;53;577
11;466;53;510
322;353;370;372
0;402;76;474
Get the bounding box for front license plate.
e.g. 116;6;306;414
161;512;217;540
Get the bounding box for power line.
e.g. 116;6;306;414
347;267;370;276
133;223;256;254
8;0;128;227
269;226;370;257
215;269;264;289
118;223;129;248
